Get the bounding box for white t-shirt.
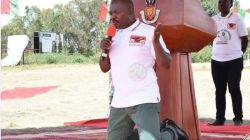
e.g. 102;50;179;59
212;11;248;62
109;19;169;108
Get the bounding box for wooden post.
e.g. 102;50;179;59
155;53;200;139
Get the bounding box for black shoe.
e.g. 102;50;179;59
234;120;243;126
208;120;225;126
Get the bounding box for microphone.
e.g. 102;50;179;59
106;24;116;41
101;24;116;58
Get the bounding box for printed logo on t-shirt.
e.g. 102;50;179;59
227;23;236;30
216;29;231;44
129;35;146;47
128;63;147;82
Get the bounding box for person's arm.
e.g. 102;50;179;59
99;38;112;73
153;24;172;69
237;15;249;54
240;36;249;53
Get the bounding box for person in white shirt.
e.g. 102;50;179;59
99;0;171;139
209;0;249;126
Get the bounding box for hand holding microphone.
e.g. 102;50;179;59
99;24;116;72
100;24;116;52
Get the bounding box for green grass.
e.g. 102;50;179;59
191;45;250;63
2;45;250;67
23;53;100;65
1;52;100;71
191;46;212;63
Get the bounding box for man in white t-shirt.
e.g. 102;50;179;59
99;0;171;139
209;0;249;126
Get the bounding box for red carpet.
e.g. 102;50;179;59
200;122;250;135
2;127;246;140
65;119;250;136
1;86;58;100
64;118;108;128
2;127;107;140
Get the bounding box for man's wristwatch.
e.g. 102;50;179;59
101;52;108;58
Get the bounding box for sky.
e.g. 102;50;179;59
239;0;250;10
19;0;71;15
1;0;250;27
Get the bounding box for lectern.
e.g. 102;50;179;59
132;0;216;139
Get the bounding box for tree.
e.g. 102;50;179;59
200;0;218;16
233;0;240;9
1;16;26;48
4;0;228;55
1;0;105;55
23;6;43;37
199;0;242;17
61;0;104;54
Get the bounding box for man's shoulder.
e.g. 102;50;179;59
230;12;243;21
226;12;246;26
139;22;155;30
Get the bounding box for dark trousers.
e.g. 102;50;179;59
211;57;243;122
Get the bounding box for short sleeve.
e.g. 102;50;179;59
237;16;248;37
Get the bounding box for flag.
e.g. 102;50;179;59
98;1;108;21
98;0;111;22
1;0;19;16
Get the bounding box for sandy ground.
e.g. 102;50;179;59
1;63;250;129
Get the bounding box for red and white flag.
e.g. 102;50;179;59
1;0;19;16
98;1;108;21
